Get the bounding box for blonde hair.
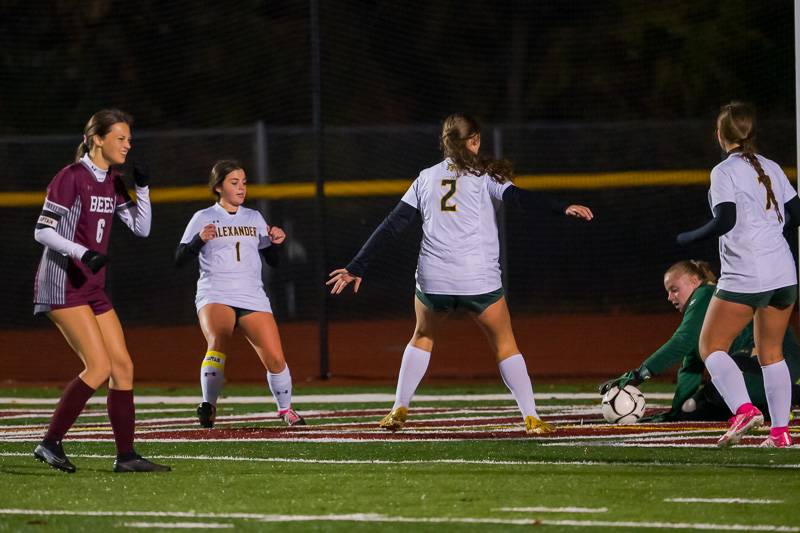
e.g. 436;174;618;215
665;260;717;284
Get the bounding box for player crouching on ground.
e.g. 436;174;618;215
600;260;800;422
176;160;305;429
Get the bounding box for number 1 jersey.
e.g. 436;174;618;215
180;203;273;312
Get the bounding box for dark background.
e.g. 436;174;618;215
1;0;796;332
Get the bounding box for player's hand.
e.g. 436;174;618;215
199;224;217;242
132;160;151;188
326;268;362;294
599;369;643;395
268;226;286;245
80;250;108;274
565;204;593;221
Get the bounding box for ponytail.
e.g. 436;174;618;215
440;113;513;183
717;102;782;223
740;150;783;224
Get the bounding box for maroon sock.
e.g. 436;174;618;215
44;377;96;443
107;389;135;456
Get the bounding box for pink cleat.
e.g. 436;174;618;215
760;428;793;448
717;404;763;448
278;407;306;426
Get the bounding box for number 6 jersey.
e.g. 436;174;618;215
180;203;273;313
34;155;150;307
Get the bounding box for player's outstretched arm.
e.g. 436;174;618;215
676;202;736;246
332;200;419;290
502;185;593;221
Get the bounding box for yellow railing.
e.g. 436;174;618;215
2;169;797;207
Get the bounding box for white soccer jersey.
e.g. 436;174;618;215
709;153;798;292
180;203;273;312
401;159;511;295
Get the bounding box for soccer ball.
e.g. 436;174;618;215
601;384;646;424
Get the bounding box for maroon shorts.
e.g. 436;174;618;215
34;288;113;316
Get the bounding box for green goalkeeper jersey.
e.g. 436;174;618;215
640;283;800;417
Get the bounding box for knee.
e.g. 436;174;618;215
205;334;230;353
82;359;112;386
111;357;135;383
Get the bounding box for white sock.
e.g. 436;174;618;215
200;350;226;405
498;354;538;420
762;359;791;428
392;344;431;409
267;365;293;412
705;350;751;414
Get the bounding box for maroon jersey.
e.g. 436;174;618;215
34;160;132;306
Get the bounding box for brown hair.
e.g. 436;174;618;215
75;109;133;162
440;113;513;183
209;160;244;199
717;102;782;223
665;259;717;284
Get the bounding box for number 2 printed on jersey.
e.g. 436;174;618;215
440;179;457;212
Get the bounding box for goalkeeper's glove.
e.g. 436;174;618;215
599;366;651;395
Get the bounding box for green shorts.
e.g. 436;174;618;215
230;306;255;326
714;285;798;309
415;288;504;314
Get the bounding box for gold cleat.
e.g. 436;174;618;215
525;415;555;435
378;406;408;431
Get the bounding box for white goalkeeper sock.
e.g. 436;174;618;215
200;350;226;405
498;354;538;420
762;359;791;428
267;365;293;412
705;350;751;414
392;344;431;409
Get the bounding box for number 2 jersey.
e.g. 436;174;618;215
401;159;511;295
33;156;149;306
180;203;273;312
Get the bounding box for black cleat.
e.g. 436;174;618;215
197;402;216;428
113;453;171;473
33;440;76;473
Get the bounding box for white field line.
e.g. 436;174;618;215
0;425;718;441
0;509;796;531
542;441;786;450
497;506;608;513
0;392;675;405
2;451;800;470
665;498;784;505
124;522;233;529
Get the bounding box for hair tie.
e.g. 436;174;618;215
82;134;88;146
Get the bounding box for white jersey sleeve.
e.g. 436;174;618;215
484;176;512;201
400;177;420;209
180;210;206;244
709;166;736;207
